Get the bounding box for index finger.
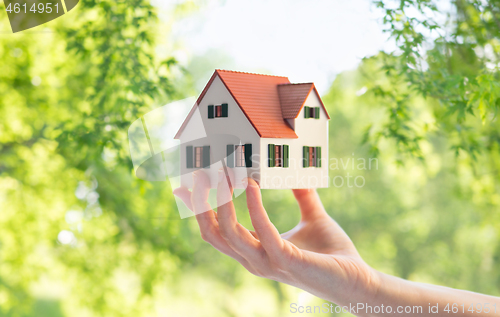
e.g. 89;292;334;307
216;169;261;259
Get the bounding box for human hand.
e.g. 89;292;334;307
173;169;380;307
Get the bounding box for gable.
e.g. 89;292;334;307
278;83;330;120
174;74;261;140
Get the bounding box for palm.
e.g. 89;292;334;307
282;217;345;254
280;189;358;256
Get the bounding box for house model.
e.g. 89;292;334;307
174;70;330;189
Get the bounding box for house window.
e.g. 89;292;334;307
195;147;203;168
309;147;315;167
303;146;321;168
226;144;252;168
235;145;245;167
186;145;210;169
268;144;289;168
215;105;222;117
208;103;228;118
304;106;320;119
275;145;282;167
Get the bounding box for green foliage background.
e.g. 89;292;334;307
0;0;499;316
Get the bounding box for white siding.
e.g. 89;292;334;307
259;91;329;189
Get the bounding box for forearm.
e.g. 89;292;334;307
362;270;500;317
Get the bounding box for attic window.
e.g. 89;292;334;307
208;103;228;118
304;106;320;119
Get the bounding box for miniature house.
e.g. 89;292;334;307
174;70;330;189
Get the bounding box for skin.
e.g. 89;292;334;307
173;170;500;317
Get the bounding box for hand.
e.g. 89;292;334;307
173;169;380;306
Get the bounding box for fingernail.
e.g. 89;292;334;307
218;168;224;183
193;170;201;182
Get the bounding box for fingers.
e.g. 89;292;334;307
217;170;262;259
172;187;193;211
215;167;236;223
189;170;252;266
184;170;297;280
191;170;214;216
245;178;283;254
292;188;328;221
190;171;219;241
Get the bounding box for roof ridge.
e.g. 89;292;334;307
278;82;314;86
216;69;289;78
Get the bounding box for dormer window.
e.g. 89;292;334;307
304;106;320;119
208;103;228;119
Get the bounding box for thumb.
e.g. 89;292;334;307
292;189;328;221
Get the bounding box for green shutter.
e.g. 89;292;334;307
186;146;193;168
268;144;275;167
221;103;228;117
315;107;320;119
316;146;321;167
304;106;309;118
208;105;214;118
283;145;289;168
303;146;308;167
226;144;234;168
244;144;252;167
202;146;210;168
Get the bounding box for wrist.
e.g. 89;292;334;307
365;269;422;312
355;263;384;305
330;259;384;308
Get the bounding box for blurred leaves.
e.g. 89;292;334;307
369;0;500;163
1;0;500;316
320;58;500;297
0;0;197;316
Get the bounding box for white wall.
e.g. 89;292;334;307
259;91;329;189
178;75;261;189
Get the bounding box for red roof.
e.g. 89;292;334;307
175;70;329;139
278;83;314;119
278;83;331;120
